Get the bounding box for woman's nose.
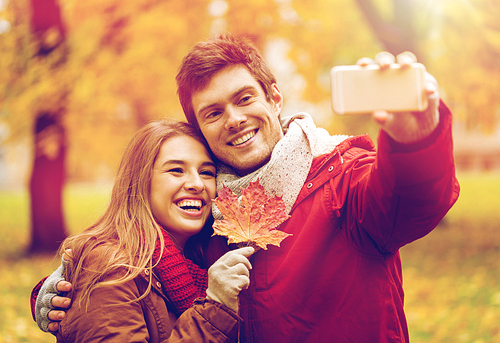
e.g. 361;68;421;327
184;174;205;192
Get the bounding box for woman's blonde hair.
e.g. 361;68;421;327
59;118;214;309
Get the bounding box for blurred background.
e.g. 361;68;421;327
0;0;499;342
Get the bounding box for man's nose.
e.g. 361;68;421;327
224;106;247;130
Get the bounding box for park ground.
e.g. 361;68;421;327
0;171;499;343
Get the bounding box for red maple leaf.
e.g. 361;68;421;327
212;179;292;250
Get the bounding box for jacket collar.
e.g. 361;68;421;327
291;134;375;212
308;134;375;178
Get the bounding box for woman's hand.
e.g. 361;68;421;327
205;247;254;313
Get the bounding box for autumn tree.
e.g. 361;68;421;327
417;0;500;133
1;0;499;254
258;0;381;136
354;0;421;59
27;0;69;254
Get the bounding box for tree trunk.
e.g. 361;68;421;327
28;112;68;253
28;0;68;254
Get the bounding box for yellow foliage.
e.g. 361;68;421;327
1;0;500;179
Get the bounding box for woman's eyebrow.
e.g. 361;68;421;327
161;160;215;168
201;161;216;168
160;159;185;167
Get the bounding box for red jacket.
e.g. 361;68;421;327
208;102;459;342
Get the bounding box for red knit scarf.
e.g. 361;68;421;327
152;229;208;315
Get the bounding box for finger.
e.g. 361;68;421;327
356;57;374;67
56;280;72;293
225;247;254;263
47;322;59;332
374;52;395;70
425;82;438;98
233;246;255;258
423;73;439;115
237;275;251;290
63;249;73;261
425;82;436;93
425;83;440;117
225;253;253;271
396;51;417;69
424;73;439;96
372;110;391;126
231;263;251;278
231;247;254;267
229;273;251;290
51;296;71;308
48;310;66;321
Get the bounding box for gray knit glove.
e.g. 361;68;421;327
35;259;67;332
206;247;254;313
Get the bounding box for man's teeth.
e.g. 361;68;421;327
231;131;255;146
177;200;202;211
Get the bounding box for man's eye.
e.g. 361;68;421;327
239;96;251;104
207;111;222;119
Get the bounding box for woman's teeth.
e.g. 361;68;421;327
177;199;202;211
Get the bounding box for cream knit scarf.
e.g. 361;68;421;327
213;113;349;220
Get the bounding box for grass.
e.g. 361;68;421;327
0;182;111;343
401;172;500;343
0;173;499;342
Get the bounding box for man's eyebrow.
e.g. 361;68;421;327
232;85;258;99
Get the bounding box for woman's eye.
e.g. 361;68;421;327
167;168;184;174
200;170;216;177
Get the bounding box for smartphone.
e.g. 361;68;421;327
330;63;428;115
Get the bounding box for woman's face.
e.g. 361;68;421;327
150;135;216;248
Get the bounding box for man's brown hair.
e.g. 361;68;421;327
176;33;277;131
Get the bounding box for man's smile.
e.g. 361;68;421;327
229;130;256;146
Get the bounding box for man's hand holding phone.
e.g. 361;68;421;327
331;51;440;144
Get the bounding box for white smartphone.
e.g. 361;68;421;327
330;63;428;115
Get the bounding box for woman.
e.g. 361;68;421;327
36;118;253;342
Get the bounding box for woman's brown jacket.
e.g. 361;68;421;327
54;257;241;343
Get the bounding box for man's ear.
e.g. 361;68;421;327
270;83;283;115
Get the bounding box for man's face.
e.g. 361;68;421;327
191;65;284;176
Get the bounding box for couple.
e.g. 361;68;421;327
33;33;459;342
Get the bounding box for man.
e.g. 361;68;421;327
35;34;459;342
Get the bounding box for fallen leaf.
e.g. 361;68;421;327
212;179;291;250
